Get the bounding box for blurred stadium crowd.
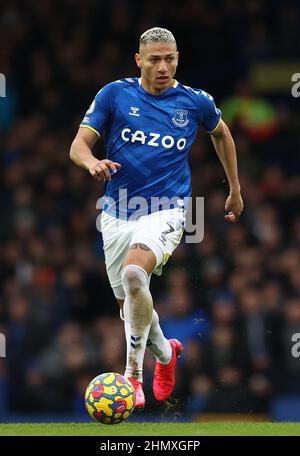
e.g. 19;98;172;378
0;0;300;419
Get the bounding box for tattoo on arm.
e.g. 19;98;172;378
129;243;151;251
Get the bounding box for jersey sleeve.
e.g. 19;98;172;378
80;83;114;137
197;90;222;133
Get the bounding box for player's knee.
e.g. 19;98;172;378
121;264;148;296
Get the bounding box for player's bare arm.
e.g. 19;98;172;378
210;119;244;222
70;127;121;182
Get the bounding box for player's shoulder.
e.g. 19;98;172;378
177;81;216;104
95;78;138;98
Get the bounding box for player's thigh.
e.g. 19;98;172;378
129;208;186;276
122;242;157;274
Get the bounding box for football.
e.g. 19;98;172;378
84;372;136;424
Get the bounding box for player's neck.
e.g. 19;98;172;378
140;77;174;96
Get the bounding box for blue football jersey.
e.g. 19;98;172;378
80;77;221;219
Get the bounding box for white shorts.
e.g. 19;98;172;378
99;208;186;300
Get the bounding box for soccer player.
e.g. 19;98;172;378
70;27;243;409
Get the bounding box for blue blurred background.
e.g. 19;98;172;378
0;0;300;423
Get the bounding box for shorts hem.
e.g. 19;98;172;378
129;237;165;275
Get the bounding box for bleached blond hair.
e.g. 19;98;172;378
139;27;176;50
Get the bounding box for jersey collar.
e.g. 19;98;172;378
138;77;178;93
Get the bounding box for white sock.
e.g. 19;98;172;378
121;264;153;383
119;305;172;364
147;309;172;364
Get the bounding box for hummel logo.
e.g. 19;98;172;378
129;106;140;117
131;334;141;349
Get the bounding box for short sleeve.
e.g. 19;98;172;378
80;84;114;137
198;90;222;133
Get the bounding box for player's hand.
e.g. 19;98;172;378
224;191;244;222
88;159;121;182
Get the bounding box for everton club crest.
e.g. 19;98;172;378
172;109;189;128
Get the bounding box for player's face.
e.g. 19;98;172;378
136;42;179;95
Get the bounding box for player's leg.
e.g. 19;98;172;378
100;209;184;403
117;299;172;364
117;293;182;405
122;243;181;382
130;208;185;401
100;212;152;407
120;244;156;407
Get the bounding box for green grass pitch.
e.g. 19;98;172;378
0;422;299;436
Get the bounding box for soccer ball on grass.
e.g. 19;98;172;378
85;372;135;424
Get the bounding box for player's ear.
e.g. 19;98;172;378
135;53;142;68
